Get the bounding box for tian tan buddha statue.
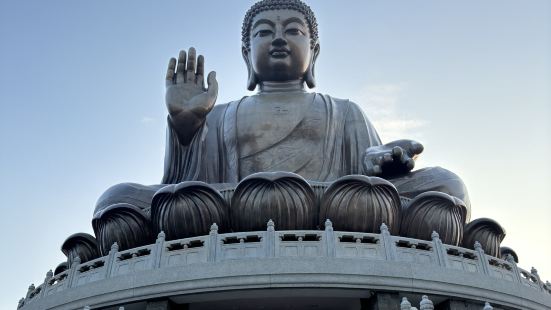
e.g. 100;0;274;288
85;0;507;261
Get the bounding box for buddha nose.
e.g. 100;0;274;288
272;37;287;47
272;29;287;46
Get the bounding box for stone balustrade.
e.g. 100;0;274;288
19;220;550;309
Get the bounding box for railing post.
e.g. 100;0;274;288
419;295;434;310
105;242;119;279
18;297;25;309
25;284;35;302
152;231;165;268
324;219;336;257
380;223;397;261
431;231;449;268
208;223;218;262
400;297;412;310
39;270;53;298
474;241;491;275
531;267;545;291
504;254;522;283
483;302;494;310
67;256;81;288
266;219;275;257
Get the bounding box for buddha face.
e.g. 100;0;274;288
247;9;317;83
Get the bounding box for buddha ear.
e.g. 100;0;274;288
305;41;320;89
242;45;258;91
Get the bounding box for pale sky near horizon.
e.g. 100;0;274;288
1;0;550;308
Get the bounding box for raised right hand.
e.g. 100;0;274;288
165;48;218;143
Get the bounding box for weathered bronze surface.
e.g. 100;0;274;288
88;0;490;249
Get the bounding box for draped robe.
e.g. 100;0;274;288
161;93;382;184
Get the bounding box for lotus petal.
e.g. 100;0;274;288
92;203;154;255
61;233;100;265
320;175;401;234
231;172;317;231
400;191;467;245
151;181;229;240
463;218;506;257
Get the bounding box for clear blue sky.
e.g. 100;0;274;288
1;0;550;308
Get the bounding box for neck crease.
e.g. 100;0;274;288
258;80;306;94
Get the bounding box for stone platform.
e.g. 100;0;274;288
19;221;551;310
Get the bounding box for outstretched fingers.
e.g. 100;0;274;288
176;50;186;84
186;47;196;83
196;55;205;88
166;58;177;86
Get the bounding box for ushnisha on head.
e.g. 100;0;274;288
241;0;320;90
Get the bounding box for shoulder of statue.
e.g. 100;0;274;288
316;93;363;111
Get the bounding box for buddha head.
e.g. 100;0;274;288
242;0;320;90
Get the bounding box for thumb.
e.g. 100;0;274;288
207;71;218;100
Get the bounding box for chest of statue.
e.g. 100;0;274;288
236;92;327;176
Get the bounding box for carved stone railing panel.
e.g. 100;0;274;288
72;256;107;287
161;235;209;267
444;244;480;273
519;267;542;290
111;244;155;277
276;231;324;257
334;232;383;260
487;256;515;282
218;231;267;260
393;236;437;265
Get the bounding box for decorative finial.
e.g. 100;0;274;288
110;242;119;252
419;295;434;310
18;298;25;309
324;219;333;229
267;219;275;231
474;241;482;250
210;223;218;233
157;231;166;241
504;254;515;264
431;231;440;240
483;302;493;310
28;284;35;292
46;269;53;279
380;223;389;232
531;267;538;275
400;297;412;310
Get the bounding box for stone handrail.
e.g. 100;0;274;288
19;220;550;308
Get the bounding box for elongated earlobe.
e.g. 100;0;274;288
305;42;320;89
242;46;258;91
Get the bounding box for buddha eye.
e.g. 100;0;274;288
285;28;303;36
255;29;273;37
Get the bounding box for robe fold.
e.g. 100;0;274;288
161;93;382;184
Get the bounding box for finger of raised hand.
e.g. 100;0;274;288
166;58;177;86
206;71;218;101
186;47;196;83
196;55;205;88
176;50;186;84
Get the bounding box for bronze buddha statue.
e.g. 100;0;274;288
92;0;472;255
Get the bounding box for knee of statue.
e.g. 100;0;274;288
390;166;471;212
92;183;160;255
